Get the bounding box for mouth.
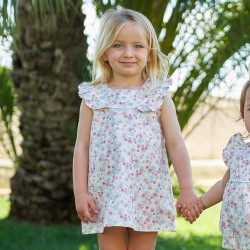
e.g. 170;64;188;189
120;62;137;64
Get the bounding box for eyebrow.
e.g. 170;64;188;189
114;39;147;44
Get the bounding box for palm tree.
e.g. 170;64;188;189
0;0;249;223
1;0;88;223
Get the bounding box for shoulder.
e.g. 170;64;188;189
78;82;100;96
137;77;172;112
222;133;243;166
78;82;106;109
225;133;244;148
150;77;172;93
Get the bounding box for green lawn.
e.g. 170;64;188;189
0;198;223;250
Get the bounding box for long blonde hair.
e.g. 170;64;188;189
91;8;169;87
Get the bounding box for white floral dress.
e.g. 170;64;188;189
78;78;176;234
220;133;250;249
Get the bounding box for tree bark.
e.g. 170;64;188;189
10;0;87;224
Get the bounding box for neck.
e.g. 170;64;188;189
109;76;144;89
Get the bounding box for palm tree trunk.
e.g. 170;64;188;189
10;0;87;224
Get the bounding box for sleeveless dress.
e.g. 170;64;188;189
78;78;176;234
220;133;250;249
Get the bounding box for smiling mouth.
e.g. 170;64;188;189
120;62;137;64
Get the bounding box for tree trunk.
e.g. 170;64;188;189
10;0;87;224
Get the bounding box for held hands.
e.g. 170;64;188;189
75;192;99;223
176;190;204;224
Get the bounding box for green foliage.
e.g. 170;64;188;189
0;0;16;40
0;66;18;168
1;1;249;131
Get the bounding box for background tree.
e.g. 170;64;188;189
1;0;88;223
0;0;249;224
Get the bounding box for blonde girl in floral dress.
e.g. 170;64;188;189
73;8;203;250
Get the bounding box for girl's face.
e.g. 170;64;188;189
103;23;150;84
244;86;250;133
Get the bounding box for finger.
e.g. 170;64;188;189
185;209;195;223
82;217;89;224
176;204;181;217
84;209;97;222
89;199;98;214
190;207;198;218
184;211;192;223
179;204;187;214
176;206;184;217
78;213;89;223
182;208;189;217
177;204;187;209
194;205;201;218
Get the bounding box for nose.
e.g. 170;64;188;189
123;46;133;57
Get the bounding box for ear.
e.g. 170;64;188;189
147;53;151;62
102;53;108;62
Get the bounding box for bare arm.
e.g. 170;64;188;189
200;169;230;209
73;101;98;223
161;95;203;222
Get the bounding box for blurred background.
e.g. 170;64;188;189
0;0;249;249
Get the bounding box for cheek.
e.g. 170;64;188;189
138;52;150;63
106;51;121;61
140;50;149;58
244;113;250;132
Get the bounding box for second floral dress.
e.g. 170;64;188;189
220;133;250;250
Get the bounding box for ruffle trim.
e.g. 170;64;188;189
78;78;172;112
222;133;246;167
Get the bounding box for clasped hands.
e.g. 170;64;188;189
176;191;204;224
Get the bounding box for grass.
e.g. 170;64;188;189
0;198;223;250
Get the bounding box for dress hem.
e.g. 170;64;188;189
82;225;176;235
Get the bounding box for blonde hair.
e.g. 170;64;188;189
91;8;169;87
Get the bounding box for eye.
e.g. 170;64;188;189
113;43;122;48
135;44;143;48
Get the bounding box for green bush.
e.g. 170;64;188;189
0;66;18;168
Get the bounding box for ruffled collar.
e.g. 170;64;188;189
231;133;250;148
102;78;150;92
78;77;172;111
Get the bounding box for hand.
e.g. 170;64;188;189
176;191;203;224
75;192;99;223
178;206;197;224
178;197;204;222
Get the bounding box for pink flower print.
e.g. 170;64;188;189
80;80;176;234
